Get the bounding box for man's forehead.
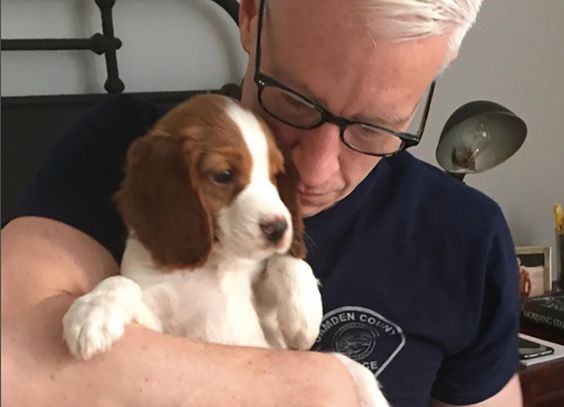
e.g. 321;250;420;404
261;0;449;125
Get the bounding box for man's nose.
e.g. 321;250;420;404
292;123;341;187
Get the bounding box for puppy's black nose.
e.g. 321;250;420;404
260;218;288;244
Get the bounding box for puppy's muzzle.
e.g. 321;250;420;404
260;217;288;244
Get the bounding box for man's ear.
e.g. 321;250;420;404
239;0;258;53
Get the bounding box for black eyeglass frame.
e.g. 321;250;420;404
252;0;436;157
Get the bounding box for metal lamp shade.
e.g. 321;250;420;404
436;101;527;177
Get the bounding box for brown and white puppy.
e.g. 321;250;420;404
63;94;320;355
62;94;389;407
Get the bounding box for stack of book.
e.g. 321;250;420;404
521;291;564;332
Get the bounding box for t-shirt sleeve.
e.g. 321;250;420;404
431;207;521;405
8;94;161;263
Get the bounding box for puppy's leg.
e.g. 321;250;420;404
333;354;390;407
63;276;161;360
258;254;323;351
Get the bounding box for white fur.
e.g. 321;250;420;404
62;100;388;407
217;103;293;259
334;354;391;407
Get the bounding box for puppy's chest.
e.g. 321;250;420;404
137;267;267;346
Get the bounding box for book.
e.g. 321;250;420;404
521;292;564;332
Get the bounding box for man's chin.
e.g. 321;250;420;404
297;187;356;217
299;200;335;218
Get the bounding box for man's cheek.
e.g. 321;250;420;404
269;122;298;150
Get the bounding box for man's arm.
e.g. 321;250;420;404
2;217;359;407
431;374;522;407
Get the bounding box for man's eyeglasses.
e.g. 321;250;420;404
252;0;436;157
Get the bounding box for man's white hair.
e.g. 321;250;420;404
352;0;484;52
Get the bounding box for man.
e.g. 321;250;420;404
2;0;522;406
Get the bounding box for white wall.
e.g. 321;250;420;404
1;0;246;95
2;0;563;283
413;1;564;285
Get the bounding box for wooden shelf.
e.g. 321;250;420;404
519;320;564;407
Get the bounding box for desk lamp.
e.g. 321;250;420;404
436;101;527;181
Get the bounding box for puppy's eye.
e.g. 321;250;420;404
211;170;234;184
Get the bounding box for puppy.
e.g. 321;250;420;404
62;94;389;407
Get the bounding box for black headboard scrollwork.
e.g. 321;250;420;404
1;0;242;224
1;0;240;94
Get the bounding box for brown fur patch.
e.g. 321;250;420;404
114;94;252;269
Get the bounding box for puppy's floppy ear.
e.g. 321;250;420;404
114;130;212;269
277;159;307;259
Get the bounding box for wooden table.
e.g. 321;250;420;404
519;320;564;407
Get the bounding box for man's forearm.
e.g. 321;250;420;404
1;218;359;407
3;294;357;407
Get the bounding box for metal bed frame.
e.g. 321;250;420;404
1;0;240;95
1;0;242;223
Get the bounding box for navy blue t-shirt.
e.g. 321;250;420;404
12;95;520;406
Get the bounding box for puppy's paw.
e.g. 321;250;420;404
333;353;390;407
63;295;127;360
267;255;323;350
62;276;145;360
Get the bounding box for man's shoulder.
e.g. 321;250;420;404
44;94;166;168
387;152;504;225
70;94;163;139
10;94;165;261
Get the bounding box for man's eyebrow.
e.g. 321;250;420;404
350;110;413;128
351;97;420;127
271;66;327;104
271;66;416;128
